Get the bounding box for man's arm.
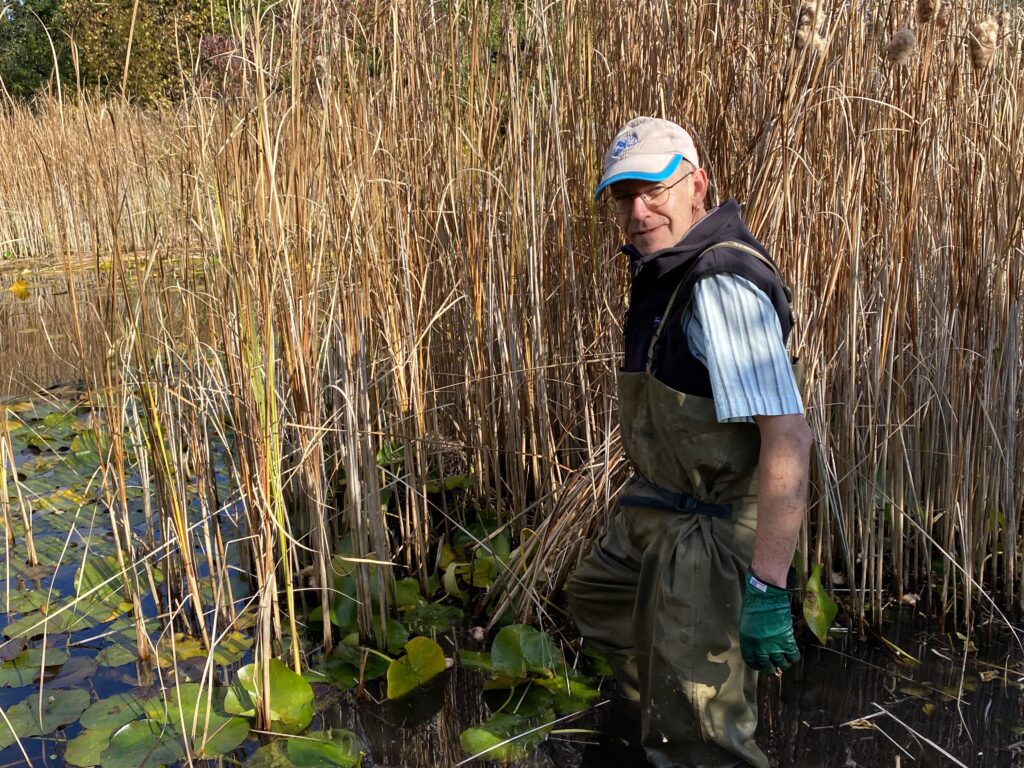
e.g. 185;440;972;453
750;413;812;587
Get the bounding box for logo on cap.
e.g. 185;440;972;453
610;132;640;159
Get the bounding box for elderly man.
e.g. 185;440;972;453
567;117;812;767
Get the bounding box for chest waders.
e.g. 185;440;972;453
568;242;793;768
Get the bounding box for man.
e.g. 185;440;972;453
567;116;812;768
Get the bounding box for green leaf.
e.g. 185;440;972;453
0;689;91;748
393;577;422;609
65;728;112;767
224;659;314;732
80;692;148;730
491;625;560;677
386;636;447;699
802;563;839;645
459;712;552;762
405;602;463;634
99;719;186;768
458;649;498;673
443;562;466;602
380;617;409;655
286;728;363;767
97;643;138;668
0;646;70;687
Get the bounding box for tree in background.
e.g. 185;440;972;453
59;0;230;100
0;0;72;100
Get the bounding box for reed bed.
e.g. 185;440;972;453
1;0;1023;685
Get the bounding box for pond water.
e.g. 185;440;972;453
2;263;1023;767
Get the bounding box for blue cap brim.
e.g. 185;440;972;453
594;154;684;201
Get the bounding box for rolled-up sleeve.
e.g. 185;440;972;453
685;274;803;423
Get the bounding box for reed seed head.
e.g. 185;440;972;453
916;0;939;25
884;27;916;64
969;17;999;70
794;0;827;49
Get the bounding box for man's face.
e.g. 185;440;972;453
611;164;708;255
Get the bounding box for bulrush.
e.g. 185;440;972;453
969;17;999;69
884;27;917;63
794;0;828;51
916;0;939;24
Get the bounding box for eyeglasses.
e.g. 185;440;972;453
606;170;695;215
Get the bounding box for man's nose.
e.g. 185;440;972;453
628;194;651;219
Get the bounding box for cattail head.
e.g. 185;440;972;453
916;0;939;25
884;28;916;64
969;17;999;70
794;0;827;49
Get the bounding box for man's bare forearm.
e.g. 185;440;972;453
750;413;813;587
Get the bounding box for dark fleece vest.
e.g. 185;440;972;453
621;200;794;397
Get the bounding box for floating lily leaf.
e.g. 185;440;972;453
393;577;423;609
491;684;554;718
99;719;186;768
43;655;97;689
535;670;601;714
96;643;138;668
458;650;498;673
2;609;78;640
245;739;293;767
0;646;70;687
224;659;314;733
140;681;253;755
387;636;446;699
802;563;839;645
64;727;112;767
0;688;90;748
329;643;389;682
460;712;552;762
0;638;27;663
3;588;53;614
286;728;363;767
492;625;561;678
405;602;463;634
380;618;409;655
443;562;466;602
80;692;149;730
304;662;353;692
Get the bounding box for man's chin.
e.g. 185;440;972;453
630;230;671;254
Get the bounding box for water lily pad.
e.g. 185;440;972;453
386;636;446;699
42;655;97;689
224;659;314;732
144;685;250;758
99;719;186;768
80;692;149;730
393;577;423;609
97;643;138;668
0;646;71;687
3;588;53;614
458;650;499;673
492;625;560;678
64;727;112;767
0;688;90;747
460;712;552;762
803;564;839;645
286;728;363;767
405;602;463;634
3;609;78;639
330;643;389;681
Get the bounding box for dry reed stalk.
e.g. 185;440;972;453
0;0;1020;653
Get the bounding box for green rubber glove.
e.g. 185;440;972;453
739;569;800;675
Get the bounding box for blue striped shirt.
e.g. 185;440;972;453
682;274;803;423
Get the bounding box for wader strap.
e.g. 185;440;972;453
643;239;796;373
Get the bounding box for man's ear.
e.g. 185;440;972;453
691;168;709;210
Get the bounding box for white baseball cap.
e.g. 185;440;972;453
595;117;701;199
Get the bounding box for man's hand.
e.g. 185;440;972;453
739;570;800;675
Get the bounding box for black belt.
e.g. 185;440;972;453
619;486;733;519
